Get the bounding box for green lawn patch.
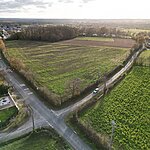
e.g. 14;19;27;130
0;130;72;150
0;107;18;128
76;37;114;41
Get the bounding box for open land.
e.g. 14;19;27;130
137;50;150;66
59;37;135;48
75;37;114;42
80;64;150;150
0;131;72;150
123;28;150;34
5;38;132;99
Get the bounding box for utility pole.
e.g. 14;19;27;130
98;70;100;80
109;120;116;150
0;120;1;129
103;74;107;94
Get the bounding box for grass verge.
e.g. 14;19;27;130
0;129;72;150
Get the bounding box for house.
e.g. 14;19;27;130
92;33;98;37
2;29;10;39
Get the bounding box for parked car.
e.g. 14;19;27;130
93;87;99;94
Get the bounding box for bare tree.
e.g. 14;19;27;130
0;39;6;51
67;78;82;97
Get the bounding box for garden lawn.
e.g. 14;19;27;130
6;40;129;97
0;107;18;125
80;66;150;150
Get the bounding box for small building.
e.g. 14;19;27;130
92;33;98;37
82;33;86;36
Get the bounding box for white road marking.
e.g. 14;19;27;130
20;84;26;87
24;88;29;91
28;92;33;95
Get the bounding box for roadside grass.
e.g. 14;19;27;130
76;37;114;41
5;40;129;98
0;130;72;150
66;116;99;150
0;107;18;126
0;77;3;85
79;66;150;150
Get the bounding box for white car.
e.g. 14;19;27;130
93;87;99;94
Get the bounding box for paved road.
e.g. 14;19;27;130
0;44;144;150
0;59;92;150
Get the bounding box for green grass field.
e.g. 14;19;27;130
0;131;72;150
0;107;18;127
123;28;150;34
6;40;129;99
136;50;150;66
80;66;150;150
76;37;114;41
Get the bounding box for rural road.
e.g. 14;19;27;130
0;59;92;150
0;44;144;150
55;44;144;118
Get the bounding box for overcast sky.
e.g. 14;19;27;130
0;0;150;19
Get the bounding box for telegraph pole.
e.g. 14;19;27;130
98;70;100;80
109;120;116;150
0;120;1;129
103;74;107;94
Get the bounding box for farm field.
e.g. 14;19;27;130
0;131;72;150
0;106;18;128
123;28;150;34
5;40;130;105
59;37;135;48
80;66;150;150
75;37;114;42
137;50;150;66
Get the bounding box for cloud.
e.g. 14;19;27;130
58;0;74;3
82;0;96;3
0;0;53;12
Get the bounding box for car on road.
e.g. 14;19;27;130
93;87;99;94
7;69;12;73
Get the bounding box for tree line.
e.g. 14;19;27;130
9;25;78;42
78;26;130;38
8;25;135;42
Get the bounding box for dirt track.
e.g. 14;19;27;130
59;38;135;48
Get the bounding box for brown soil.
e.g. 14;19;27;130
59;38;135;48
